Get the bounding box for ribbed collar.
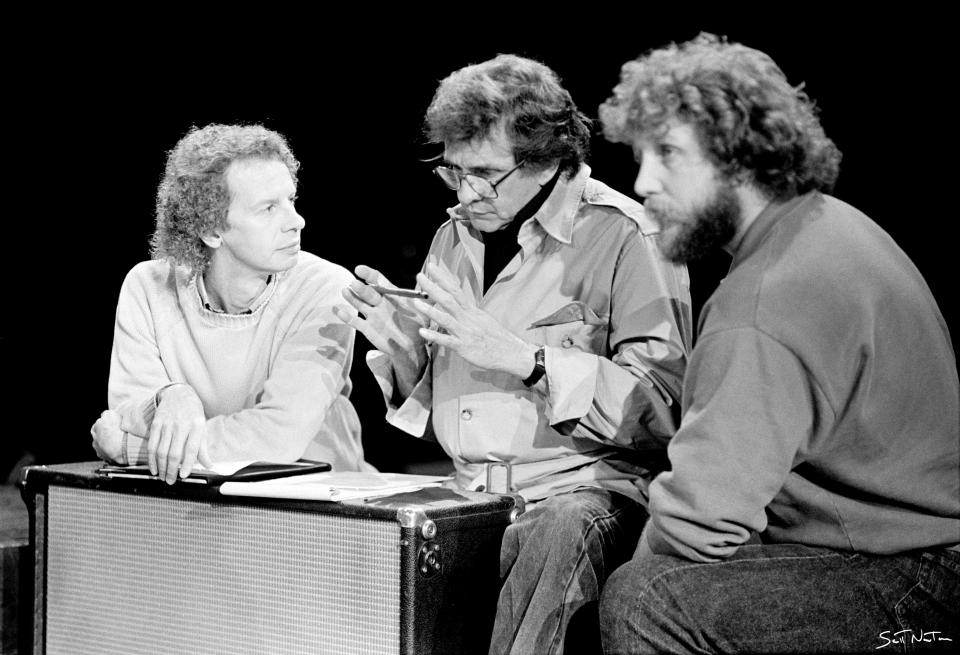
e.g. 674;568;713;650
191;270;279;326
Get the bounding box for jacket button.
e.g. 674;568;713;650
461;410;472;421
561;336;574;348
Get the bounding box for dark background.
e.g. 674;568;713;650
4;14;955;480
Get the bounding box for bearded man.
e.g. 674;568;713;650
597;33;959;654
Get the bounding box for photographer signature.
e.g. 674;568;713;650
876;629;953;649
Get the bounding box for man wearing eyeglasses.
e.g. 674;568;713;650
335;54;691;655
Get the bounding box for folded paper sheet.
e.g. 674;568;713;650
218;471;452;501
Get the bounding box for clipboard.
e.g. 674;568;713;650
96;459;332;485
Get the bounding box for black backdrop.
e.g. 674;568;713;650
5;14;955;477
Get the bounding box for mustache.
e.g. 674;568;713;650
643;198;673;222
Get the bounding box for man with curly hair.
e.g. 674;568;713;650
597;33;959;653
335;54;691;654
91;124;370;483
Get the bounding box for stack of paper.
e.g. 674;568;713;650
218;471;452;501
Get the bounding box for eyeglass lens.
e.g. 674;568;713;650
435;168;495;197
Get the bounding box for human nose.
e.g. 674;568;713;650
456;177;484;205
285;206;305;232
633;157;662;199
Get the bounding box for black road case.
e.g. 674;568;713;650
20;462;522;655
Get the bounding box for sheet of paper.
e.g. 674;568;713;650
218;472;452;501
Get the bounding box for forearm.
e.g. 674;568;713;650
546;232;690;447
643;329;824;561
120;382;342;465
366;349;435;438
204;410;315;462
555;338;685;448
111;382;192;438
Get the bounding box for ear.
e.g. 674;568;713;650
200;232;222;249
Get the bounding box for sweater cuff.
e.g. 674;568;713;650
155;382;190;407
125;433;149;466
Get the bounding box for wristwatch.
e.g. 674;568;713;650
522;346;546;387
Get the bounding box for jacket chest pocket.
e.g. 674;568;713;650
527;301;610;355
539;320;609;355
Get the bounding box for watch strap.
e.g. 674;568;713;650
522;346;546;387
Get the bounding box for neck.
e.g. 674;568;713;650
202;261;271;314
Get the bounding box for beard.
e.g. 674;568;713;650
647;182;741;264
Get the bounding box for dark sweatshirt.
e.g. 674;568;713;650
643;192;959;562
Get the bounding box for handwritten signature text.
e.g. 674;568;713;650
876;630;953;649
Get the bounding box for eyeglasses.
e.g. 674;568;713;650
432;160;525;199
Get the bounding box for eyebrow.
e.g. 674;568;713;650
250;199;276;209
250;187;296;206
442;161;503;175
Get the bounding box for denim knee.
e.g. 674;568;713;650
599;554;694;654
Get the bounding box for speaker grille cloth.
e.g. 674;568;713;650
45;486;401;655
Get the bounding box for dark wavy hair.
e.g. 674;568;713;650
150;123;299;272
424;54;591;179
599;33;841;200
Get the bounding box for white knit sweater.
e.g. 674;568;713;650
107;251;370;472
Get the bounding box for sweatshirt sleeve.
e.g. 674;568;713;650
643;327;828;561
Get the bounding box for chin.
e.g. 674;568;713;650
275;253;300;271
469;216;510;233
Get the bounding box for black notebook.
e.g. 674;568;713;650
96;459;331;485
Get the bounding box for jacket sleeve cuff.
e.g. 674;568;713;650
544;346;599;423
365;350;432;437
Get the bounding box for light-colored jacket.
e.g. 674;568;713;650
369;166;691;502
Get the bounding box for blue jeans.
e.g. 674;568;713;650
600;542;960;654
489;488;646;655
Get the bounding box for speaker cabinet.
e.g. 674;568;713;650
21;462;520;655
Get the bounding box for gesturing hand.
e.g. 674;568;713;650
149;384;213;484
414;262;537;378
333;265;429;397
